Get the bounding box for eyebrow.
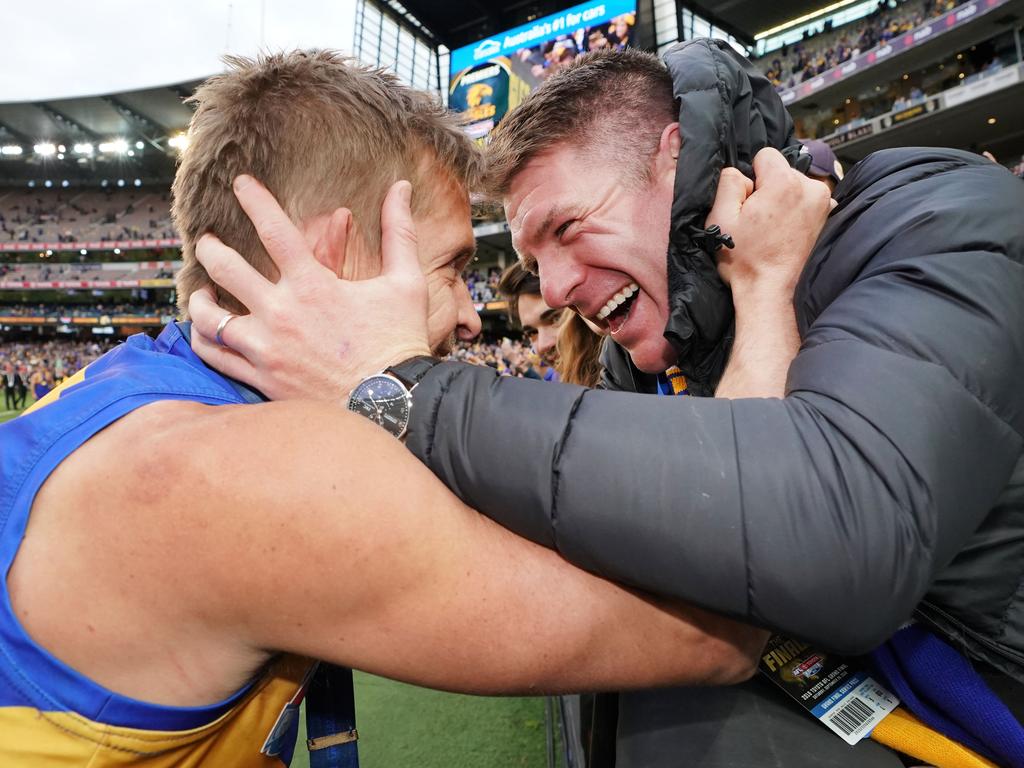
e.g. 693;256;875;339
540;308;564;324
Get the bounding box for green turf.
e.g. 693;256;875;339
291;673;551;768
0;394;34;423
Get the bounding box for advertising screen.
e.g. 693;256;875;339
449;0;637;142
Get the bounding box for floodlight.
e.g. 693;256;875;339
135;141;144;149
134;178;141;187
58;144;66;152
61;180;69;188
168;134;190;150
80;249;88;255
113;248;121;255
99;139;129;154
73;143;93;155
117;179;125;187
44;179;53;188
34;143;57;156
0;145;23;155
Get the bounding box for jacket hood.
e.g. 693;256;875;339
608;38;808;395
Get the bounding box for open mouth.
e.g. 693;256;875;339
595;282;639;334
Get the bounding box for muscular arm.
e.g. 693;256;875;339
19;399;763;705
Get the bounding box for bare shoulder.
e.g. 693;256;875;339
9;397;417;706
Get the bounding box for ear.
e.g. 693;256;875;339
312;207;351;278
659;122;681;161
650;122;681;185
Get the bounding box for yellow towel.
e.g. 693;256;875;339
871;707;999;768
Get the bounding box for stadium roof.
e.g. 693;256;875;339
0;83;198;185
394;0;835;49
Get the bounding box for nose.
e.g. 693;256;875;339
455;282;482;341
538;252;585;311
535;324;558;357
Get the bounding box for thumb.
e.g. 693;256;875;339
706;167;752;235
380;180;420;279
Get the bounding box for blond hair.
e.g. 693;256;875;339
484;48;676;201
172;50;483;316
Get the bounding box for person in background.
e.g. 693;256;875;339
497;262;563;367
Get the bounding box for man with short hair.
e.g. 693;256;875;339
194;42;1024;767
0;51;810;768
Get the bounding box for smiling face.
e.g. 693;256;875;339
505;135;678;373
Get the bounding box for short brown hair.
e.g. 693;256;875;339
172;50;483;316
496;262;541;326
484;49;676;200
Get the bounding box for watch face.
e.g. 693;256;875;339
348;374;412;437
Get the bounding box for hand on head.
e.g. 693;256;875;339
188;176;431;401
707;147;836;297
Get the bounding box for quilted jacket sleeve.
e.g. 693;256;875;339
404;151;1024;653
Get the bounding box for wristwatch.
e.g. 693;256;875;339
347;356;440;439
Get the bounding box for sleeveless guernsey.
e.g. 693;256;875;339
0;323;314;767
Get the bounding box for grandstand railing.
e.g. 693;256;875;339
821;60;1023;149
0;238;181;254
779;0;1013;105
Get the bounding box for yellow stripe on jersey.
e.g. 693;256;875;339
22;366;89;416
0;655;313;768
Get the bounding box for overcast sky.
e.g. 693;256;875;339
3;0;357;102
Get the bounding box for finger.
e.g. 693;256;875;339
190;326;262;387
194;233;273;312
706;167;752;235
233;175;313;279
751;147;793;191
379;180;421;278
187;286;258;359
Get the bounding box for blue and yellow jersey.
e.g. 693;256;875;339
0;323;314;766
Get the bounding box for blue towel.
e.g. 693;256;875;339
870;624;1024;768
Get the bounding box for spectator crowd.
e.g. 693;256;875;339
0;302;171;318
449;338;558;381
0;187;176;244
760;0;967;90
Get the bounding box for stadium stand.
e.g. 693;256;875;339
0;187;175;244
757;0;968;90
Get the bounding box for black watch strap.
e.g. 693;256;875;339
385;355;441;390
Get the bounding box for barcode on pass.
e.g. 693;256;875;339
827;696;874;736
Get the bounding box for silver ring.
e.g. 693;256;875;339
215;313;238;347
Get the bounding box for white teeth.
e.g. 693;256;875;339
596;282;638;320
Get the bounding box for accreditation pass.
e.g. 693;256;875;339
758;635;900;745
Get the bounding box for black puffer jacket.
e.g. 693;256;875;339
405;39;1024;679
